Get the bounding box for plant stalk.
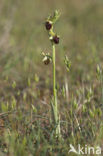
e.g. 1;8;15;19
52;43;60;137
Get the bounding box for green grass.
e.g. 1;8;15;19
0;0;103;155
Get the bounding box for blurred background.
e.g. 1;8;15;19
0;0;103;84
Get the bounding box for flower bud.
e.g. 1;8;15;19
45;21;52;30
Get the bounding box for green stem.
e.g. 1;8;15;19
53;44;57;120
52;43;60;136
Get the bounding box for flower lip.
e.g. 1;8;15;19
45;21;52;30
53;35;59;44
43;56;50;65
